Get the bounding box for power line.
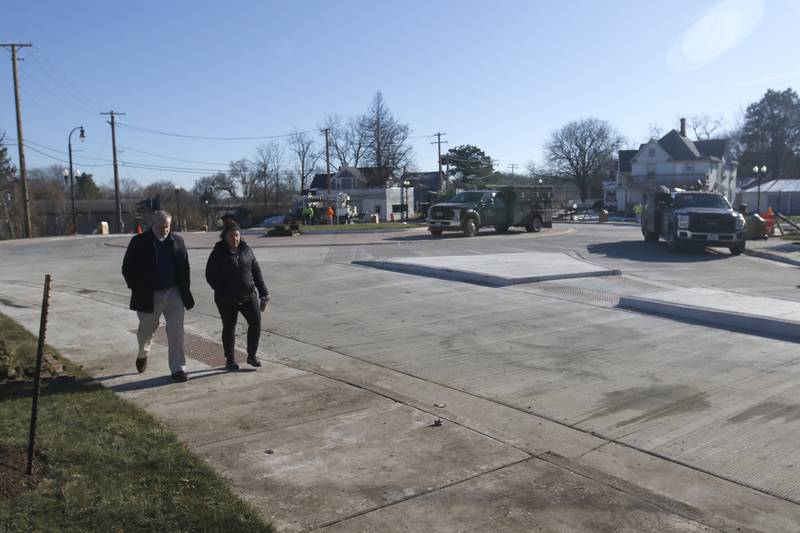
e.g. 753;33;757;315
27;51;101;112
119;146;229;166
116;122;316;141
30;47;105;110
118;160;224;173
20;143;112;168
19;68;97;115
119;160;219;175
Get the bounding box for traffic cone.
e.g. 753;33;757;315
136;223;142;234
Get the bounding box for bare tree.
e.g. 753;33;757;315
357;91;413;185
120;178;142;198
690;114;725;140
288;129;320;192
322;114;368;169
228;159;257;200
255;142;286;207
545;118;625;201
647;122;664;140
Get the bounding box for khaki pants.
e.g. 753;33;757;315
136;287;186;374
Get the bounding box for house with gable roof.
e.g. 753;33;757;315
616;119;738;211
305;167;414;221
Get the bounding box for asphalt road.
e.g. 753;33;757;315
2;223;800;532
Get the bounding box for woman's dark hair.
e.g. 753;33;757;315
220;220;241;240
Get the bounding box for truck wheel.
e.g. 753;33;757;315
666;229;680;253
429;228;443;237
729;242;745;256
495;226;509;233
463;218;479;237
526;216;542;233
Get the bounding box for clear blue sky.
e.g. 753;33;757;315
2;0;799;189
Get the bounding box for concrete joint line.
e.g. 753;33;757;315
313;456;536;531
537;452;725;533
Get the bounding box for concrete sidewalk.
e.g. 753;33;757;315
2;277;800;532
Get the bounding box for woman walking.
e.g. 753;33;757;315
205;221;270;370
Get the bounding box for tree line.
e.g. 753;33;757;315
2;87;800;237
442;87;800;202
0;91;416;237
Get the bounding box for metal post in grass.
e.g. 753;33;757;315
27;274;52;475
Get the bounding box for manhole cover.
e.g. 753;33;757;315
151;328;246;367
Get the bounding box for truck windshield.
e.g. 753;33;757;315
447;192;487;203
673;194;731;209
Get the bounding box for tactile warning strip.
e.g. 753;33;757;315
534;285;622;303
152;328;246;367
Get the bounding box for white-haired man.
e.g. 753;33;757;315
122;210;195;382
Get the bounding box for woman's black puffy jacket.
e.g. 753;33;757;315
205;240;268;304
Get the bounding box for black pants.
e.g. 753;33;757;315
216;293;261;359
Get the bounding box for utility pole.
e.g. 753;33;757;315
431;132;447;194
2;43;33;238
507;163;517;176
101;111;125;233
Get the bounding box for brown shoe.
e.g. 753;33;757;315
136;357;148;374
171;370;188;382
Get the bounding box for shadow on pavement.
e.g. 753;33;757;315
107;368;254;393
586;240;732;263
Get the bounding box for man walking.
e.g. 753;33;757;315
122;210;195;382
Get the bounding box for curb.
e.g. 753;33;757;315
353;260;621;287
618;295;800;344
743;248;800;268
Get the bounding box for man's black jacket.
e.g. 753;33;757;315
205;240;268;305
121;230;195;313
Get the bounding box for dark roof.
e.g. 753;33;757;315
658;130;702;160
405;171;440;189
618;150;637;173
694;139;727;159
333;167;391;187
309;173;331;189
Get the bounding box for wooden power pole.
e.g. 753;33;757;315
101;111;125;233
431;132;447;194
2;43;33;238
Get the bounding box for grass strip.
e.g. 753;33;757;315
0;313;272;532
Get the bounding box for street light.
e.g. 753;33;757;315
174;186;182;232
752;165;767;214
204;200;209;230
401;180;411;220
66;126;85;234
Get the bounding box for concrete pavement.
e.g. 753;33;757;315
2;225;800;531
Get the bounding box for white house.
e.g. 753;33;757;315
308;167;414;221
617;119;738;211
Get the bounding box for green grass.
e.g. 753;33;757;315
0;313;272;532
